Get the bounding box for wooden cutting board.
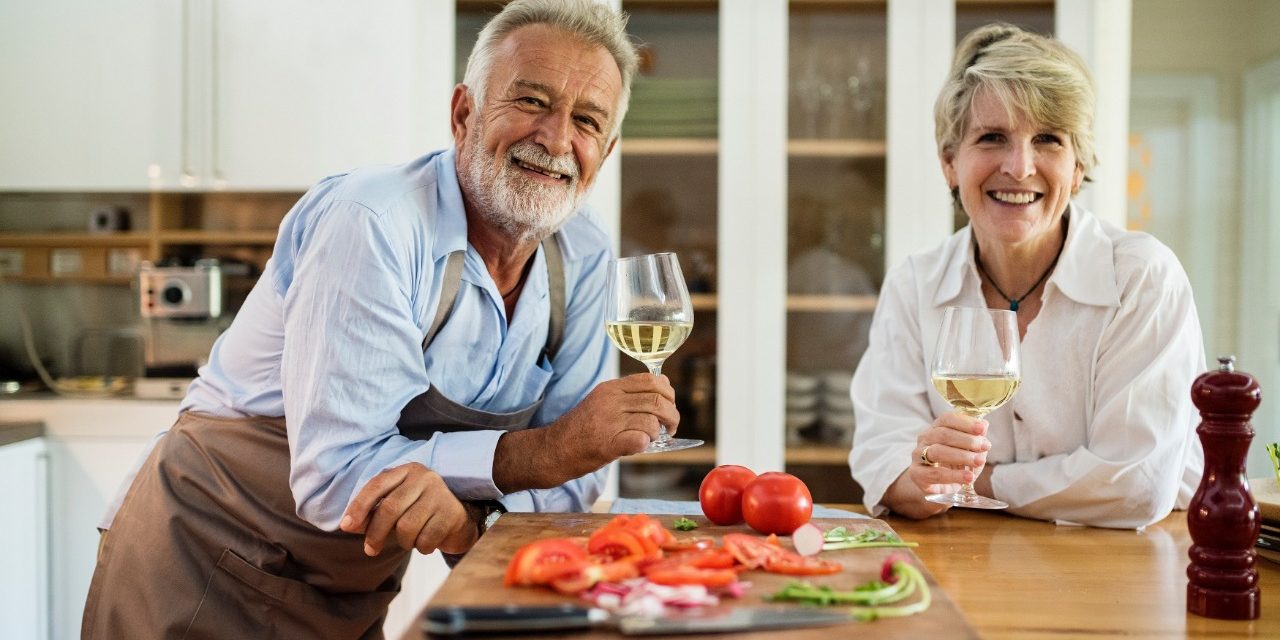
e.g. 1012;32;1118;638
407;512;977;639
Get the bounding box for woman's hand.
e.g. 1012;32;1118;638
883;412;992;518
340;462;477;557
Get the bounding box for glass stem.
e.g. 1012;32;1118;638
646;361;670;442
958;409;986;497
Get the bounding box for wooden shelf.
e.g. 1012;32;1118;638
0;232;151;247
157;230;278;245
788;139;886;159
623;138;717;156
0;274;132;285
786;294;877;313
621;444;851;466
681;294;878;313
621;138;888;159
690;293;716;311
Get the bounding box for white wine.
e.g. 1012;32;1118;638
932;374;1020;416
606;321;693;365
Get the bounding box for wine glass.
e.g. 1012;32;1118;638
605;253;703;453
926;306;1020;509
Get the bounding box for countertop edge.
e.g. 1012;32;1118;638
0;421;45;447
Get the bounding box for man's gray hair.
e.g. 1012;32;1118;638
463;0;639;140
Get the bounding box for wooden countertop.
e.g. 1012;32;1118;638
881;509;1278;638
405;508;1278;639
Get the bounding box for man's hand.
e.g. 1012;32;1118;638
492;373;679;492
339;462;477;557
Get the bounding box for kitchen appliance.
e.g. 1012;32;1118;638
139;259;223;319
137;258;231;381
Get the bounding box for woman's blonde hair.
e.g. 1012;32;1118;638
934;23;1097;180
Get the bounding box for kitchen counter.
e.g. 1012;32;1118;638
403;508;1279;639
0;395;179;438
0;420;43;447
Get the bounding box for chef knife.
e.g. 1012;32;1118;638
423;603;852;636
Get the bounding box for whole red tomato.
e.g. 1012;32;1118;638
741;472;813;535
698;465;757;525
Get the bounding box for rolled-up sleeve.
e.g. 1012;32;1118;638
281;200;485;530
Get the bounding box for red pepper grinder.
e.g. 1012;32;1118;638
1187;355;1262;620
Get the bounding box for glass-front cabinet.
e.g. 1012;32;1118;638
456;0;1117;503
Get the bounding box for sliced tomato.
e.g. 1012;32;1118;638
666;548;737;570
722;533;785;569
644;563;739;587
587;527;651;563
761;552;844;576
603;514;676;549
660;536;716;553
504;538;588;587
550;559;640;595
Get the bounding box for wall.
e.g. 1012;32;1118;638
1130;0;1280;474
1131;0;1280;359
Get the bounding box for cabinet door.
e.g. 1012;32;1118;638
207;0;449;189
0;438;50;640
0;0;182;190
48;437;154;640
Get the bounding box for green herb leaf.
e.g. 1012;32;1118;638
769;559;932;620
821;526;918;551
673;516;698;531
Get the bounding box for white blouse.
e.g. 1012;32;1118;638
849;205;1205;529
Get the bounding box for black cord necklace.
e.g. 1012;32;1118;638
974;238;1064;312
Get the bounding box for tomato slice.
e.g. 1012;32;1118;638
603;514;676;549
550;559;640;595
504;538;589;587
761;552;844;576
722;533;785;569
644;563;739;587
587;527;651;563
667;548;737;570
660;536;716;553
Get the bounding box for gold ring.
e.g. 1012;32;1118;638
920;444;940;467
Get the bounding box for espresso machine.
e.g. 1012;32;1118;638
135;259;228;397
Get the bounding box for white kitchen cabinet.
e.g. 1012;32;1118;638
187;0;455;189
0;437;50;640
0;0;183;190
0;0;455;191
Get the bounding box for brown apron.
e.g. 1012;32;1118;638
81;235;565;640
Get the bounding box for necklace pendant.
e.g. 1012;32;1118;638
1009;300;1019;312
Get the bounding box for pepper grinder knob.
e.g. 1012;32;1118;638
1186;355;1262;620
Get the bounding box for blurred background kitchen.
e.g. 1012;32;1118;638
2;1;1279;638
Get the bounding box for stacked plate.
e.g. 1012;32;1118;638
622;76;717;138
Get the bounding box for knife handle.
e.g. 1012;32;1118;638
423;604;604;636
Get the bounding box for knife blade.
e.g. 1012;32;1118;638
422;603;852;636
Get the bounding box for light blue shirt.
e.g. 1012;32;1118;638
172;148;613;529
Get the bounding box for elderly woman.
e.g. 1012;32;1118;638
849;23;1205;529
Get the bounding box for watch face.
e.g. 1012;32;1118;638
483;509;502;532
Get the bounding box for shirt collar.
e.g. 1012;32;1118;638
431;146;469;262
931;203;1120;309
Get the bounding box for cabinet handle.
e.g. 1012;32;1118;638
180;0;193;184
211;0;223;184
35;448;50;640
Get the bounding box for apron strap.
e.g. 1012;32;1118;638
421;232;567;360
421;250;466;352
541;232;566;362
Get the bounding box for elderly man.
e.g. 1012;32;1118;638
81;1;673;637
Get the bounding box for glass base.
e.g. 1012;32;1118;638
925;491;1008;510
640;437;704;454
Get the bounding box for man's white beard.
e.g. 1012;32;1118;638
459;134;586;244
